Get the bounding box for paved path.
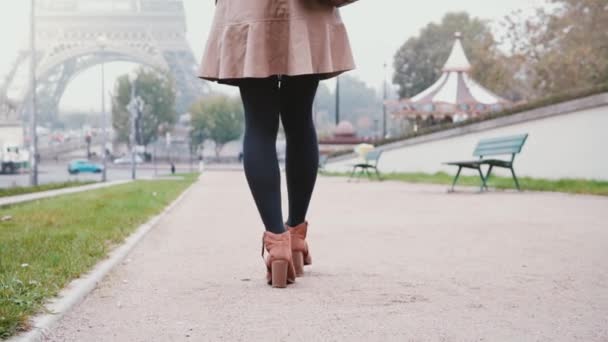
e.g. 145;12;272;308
44;171;608;341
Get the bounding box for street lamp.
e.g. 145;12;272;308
335;76;341;125
97;34;108;182
29;0;38;186
188;126;194;173
154;122;167;177
382;62;388;140
127;73;144;180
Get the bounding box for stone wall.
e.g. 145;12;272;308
326;93;608;181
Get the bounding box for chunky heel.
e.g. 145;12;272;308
263;231;296;287
271;260;288;288
287;221;312;275
293;251;304;277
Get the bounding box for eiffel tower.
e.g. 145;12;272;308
0;0;209;125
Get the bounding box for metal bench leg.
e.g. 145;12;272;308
477;167;488;192
357;168;365;182
364;167;372;180
510;167;521;191
348;166;358;182
450;166;462;192
485;165;494;185
374;167;382;181
353;167;363;182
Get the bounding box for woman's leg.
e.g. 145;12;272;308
238;77;285;234
279;75;320;227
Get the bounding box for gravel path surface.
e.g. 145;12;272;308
44;171;608;341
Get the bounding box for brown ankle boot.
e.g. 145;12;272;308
286;221;312;277
262;231;296;288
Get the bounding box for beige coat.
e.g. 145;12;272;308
198;0;355;83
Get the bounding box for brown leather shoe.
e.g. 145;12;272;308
262;231;296;288
286;221;312;277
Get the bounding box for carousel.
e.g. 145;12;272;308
390;32;511;126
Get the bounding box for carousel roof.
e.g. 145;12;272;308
396;32;509;116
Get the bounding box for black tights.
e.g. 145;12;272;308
238;75;320;234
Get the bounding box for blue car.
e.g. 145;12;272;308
68;159;103;174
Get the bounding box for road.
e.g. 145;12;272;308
0;162;201;188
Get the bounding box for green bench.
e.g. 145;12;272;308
318;154;329;173
349;149;383;181
444;133;529;192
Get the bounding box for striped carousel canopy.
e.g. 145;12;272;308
395;32;510;119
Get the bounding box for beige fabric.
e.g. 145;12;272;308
198;0;356;83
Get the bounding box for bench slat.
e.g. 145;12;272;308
474;147;523;156
473;134;528;156
476;134;528;145
477;140;526;148
478;139;527;147
475;142;525;151
477;140;526;149
444;161;483;167
365;150;382;161
474;144;524;154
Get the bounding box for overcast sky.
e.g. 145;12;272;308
0;0;546;112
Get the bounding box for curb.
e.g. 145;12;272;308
7;175;201;342
0;180;132;207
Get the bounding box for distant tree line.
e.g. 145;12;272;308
189;96;244;158
110;67;245;159
111;67;177;150
502;0;608;99
392;0;608;102
314;75;384;138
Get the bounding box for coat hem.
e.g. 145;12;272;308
198;67;355;86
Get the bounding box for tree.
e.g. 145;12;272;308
111;67;177;148
189;125;207;157
392;12;519;100
340;75;382;122
502;0;608;98
313;75;382;136
190;96;244;158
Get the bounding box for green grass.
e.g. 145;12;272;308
321;171;608;196
0;173;198;339
0;181;97;198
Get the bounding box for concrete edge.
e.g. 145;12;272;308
319;173;608;199
0;180;132;207
328;92;608;164
7;174;202;342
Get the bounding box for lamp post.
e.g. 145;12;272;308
97;34;108;182
154;123;166;177
29;0;38;186
188;127;194;173
127;74;143;180
335;76;340;125
382;62;388;139
154;126;159;177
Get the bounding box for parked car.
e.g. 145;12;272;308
113;155;144;165
68;159;103;174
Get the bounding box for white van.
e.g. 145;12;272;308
1;143;29;174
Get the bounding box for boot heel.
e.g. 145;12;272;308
271;260;288;288
293;251;304;277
